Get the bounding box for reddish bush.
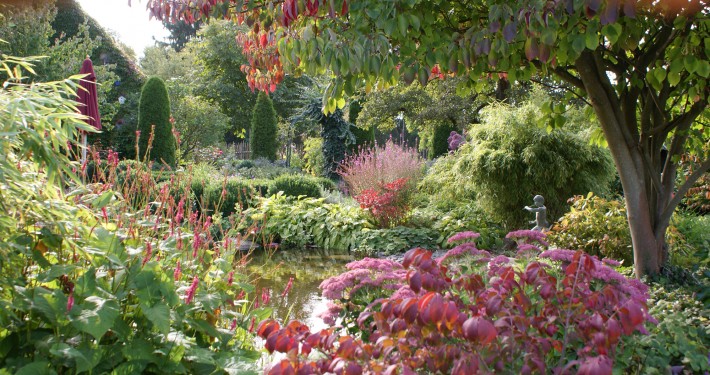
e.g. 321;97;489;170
354;177;411;227
337;139;423;197
258;231;652;374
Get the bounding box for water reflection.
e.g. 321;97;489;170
249;248;353;331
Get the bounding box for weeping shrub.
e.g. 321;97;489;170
249;91;278;161
138;77;176;168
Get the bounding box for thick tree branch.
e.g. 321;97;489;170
635;25;676;72
660;157;710;225
550;66;585;91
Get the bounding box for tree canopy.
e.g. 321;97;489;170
147;0;710;277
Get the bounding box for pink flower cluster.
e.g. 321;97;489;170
447;231;480;243
320;258;406;300
506;229;549;246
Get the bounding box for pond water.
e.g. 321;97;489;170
248;248;353;332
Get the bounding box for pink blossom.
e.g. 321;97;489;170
227;271;234;286
173;261;182;281
319;302;343;325
185;276;199;304
447;231;480;243
142;241;153;266
390;286;417;300
261;288;271;305
439;243;491;264
230;319;237;331
281;277;294;298
66;288;75;312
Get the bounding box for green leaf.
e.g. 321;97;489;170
92;190;114;209
16;361;50;375
143;302;171;334
684;55;699;73
397;14;408;37
71;296;120;340
541;28;557;46
585;32;599;50
602;24;622;44
121;338;155;361
668;71;680;86
571;35;586;55
74;267;97;295
409;14;421;31
696;61;710;78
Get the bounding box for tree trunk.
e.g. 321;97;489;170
574;52;663;277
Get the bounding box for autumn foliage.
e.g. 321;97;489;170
257;230;652;374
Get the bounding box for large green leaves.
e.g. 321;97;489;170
71;296;120;341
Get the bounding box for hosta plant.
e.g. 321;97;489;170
258;230;655;374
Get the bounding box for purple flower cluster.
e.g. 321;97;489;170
448;131;465;151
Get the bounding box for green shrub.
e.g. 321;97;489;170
268;174;322;198
615;281;710;373
240;194;373;250
138;76;176;168
314;176;337;192
303;137;324;176
249;91;278;161
410;203;506;251
203;178;262;216
352;226;439;256
235;159;255;169
422;100;615;228
548;193;633;264
430;122;457;158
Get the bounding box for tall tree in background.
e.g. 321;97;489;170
250;91;278;161
147;0;709;278
161;19;201;52
138;76;176;167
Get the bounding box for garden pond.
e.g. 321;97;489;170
248;247;354;331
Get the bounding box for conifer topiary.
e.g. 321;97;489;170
138;76;176;167
249;91;278;161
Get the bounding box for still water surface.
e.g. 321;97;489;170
248;248;353;332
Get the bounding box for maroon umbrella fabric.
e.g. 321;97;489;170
76;57;101;130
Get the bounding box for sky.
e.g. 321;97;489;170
75;0;170;60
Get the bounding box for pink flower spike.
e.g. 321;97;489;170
66;288;75;312
281;277;294;298
185;276;199;304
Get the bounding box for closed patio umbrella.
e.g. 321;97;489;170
76;56;101;164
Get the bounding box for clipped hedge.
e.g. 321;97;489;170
268;174;322;198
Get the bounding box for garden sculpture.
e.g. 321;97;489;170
524;195;549;232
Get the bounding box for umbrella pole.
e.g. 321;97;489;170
81;133;87;165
